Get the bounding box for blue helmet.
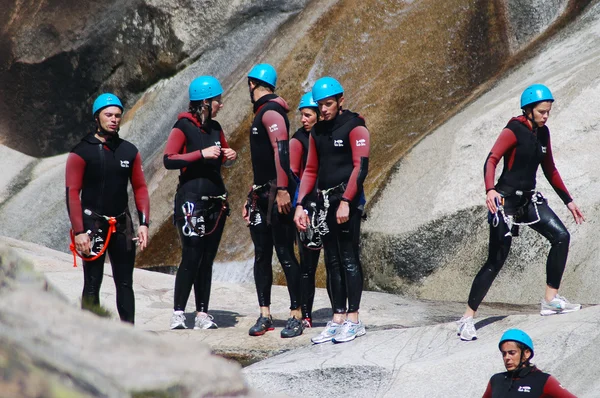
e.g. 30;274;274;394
92;93;123;116
189;75;223;101
248;63;277;88
298;92;318;110
520;84;554;109
499;329;534;359
312;77;344;102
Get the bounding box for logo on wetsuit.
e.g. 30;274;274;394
269;124;279;132
541;146;547;154
356;139;366;147
334;139;344;147
517;386;531;393
252;127;258;135
120;160;130;168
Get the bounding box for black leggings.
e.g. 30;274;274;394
250;202;301;310
322;204;363;314
173;195;227;313
468;199;570;311
297;233;323;319
82;229;136;323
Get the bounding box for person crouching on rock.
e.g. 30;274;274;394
164;76;236;330
294;77;370;344
290;92;325;329
457;85;585;341
66;93;150;324
482;329;576;397
242;63;304;338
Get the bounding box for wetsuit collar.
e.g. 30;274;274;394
83;132;122;151
314;109;365;135
178;112;201;127
253;93;278;114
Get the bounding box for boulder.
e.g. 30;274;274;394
0;239;256;397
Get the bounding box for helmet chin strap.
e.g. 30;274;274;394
249;81;257;104
96;122;119;138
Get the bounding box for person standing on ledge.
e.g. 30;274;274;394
457;84;584;341
290;91;324;329
164;76;236;331
294;77;370;344
483;329;577;397
66;93;150;324
242;63;304;338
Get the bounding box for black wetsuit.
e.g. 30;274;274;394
483;365;577;397
247;94;301;310
468;116;573;311
66;133;150;323
291;127;322;320
297;110;370;314
164;113;231;313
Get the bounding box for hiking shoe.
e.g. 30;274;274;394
311;321;343;344
302;318;312;328
170;312;187;330
541;295;582;316
332;320;366;343
194;313;218;330
281;317;304;338
456;316;477;341
248;315;274;336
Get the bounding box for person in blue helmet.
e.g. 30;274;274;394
164;75;237;330
66;93;150;323
457;85;585;341
243;63;304;338
290;91;325;328
294;77;370;344
482;329;576;397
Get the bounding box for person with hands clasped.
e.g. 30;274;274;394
164;76;236;330
66;93;150;324
294;77;370;344
457;85;584;341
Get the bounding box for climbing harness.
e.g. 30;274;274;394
299;200;324;250
492;192;543;237
69;210;118;267
181;194;228;237
246;183;268;227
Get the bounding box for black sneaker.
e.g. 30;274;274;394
280;317;304;338
248;315;274;336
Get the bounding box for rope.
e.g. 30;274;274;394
69;217;117;267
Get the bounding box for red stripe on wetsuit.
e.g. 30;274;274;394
297;126;370;205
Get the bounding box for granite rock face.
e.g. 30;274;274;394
0;243;255;397
0;0;307;157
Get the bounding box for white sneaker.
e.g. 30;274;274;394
194;313;218;330
456;316;477;341
170;312;187;330
332;320;366;344
541;295;582;316
311;321;342;344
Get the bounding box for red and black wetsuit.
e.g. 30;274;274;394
468;116;572;311
65;133;149;323
291;127;324;320
297;110;370;314
483;366;577;398
247;94;301;310
164;113;231;314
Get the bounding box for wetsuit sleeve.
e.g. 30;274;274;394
481;380;492;398
543;375;577;397
297;134;318;206
163;128;203;169
541;135;572;204
484;128;517;192
262;110;289;188
290;137;304;178
131;152;150;226
65;152;86;234
342;126;370;202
